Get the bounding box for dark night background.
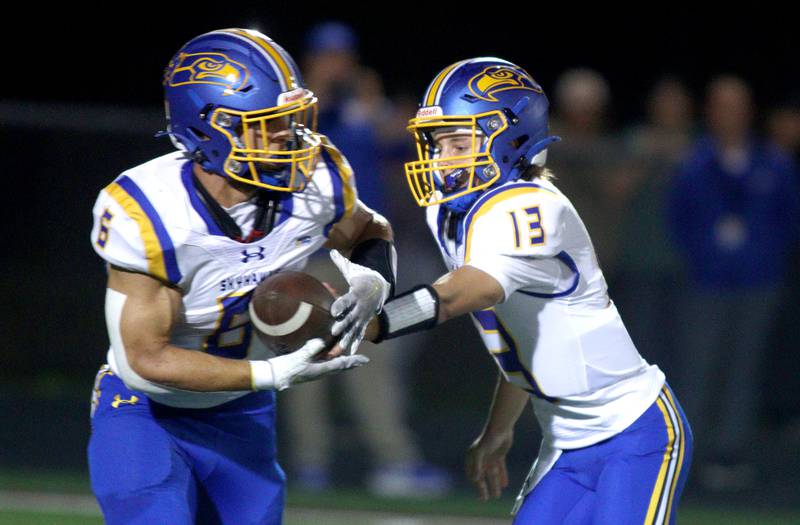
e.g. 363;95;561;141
9;10;799;116
2;6;800;515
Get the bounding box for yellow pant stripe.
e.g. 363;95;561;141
644;396;675;524
662;387;687;524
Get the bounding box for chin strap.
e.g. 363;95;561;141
438;207;466;244
191;172;280;243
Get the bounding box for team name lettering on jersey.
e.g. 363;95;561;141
219;270;275;293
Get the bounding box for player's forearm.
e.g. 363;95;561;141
433;266;505;323
129;345;253;392
481;374;530;437
355;210;393;244
368;266;504;343
325;203;394;253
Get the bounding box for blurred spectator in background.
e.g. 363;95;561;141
767;97;800;161
301;21;383;210
548;68;634;286
282;21;452;498
765;97;800;433
616;77;695;375
667;76;800;491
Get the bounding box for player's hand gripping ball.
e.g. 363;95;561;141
249;271;337;356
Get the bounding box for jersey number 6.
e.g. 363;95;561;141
204;291;254;359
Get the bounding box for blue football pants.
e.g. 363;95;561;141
88;369;285;525
515;385;693;525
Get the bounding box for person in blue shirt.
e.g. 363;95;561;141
282;21;452;497
667;75;800;491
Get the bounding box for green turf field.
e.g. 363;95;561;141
1;469;799;524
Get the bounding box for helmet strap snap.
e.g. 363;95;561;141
192;149;207;164
226;159;244;174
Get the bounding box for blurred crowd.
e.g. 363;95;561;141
282;21;800;497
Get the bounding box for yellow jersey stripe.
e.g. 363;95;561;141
322;141;356;218
645;397;676;524
662;387;687;524
104;182;169;281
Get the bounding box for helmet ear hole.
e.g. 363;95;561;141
511;135;529;149
198;104;214;121
188;127;211;142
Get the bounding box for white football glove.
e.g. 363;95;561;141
329;249;392;355
252;338;369;391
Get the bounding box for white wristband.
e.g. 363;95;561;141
249;360;276;391
384;287;438;332
376;285;439;342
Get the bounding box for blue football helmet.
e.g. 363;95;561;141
162;28;319;191
405;58;560;212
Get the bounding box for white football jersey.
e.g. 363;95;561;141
90;137;356;408
426;177;665;449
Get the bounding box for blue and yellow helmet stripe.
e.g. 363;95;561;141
216;29;299;91
423;59;470;107
424;58;514;106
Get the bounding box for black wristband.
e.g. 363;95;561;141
350;238;397;297
374;284;439;343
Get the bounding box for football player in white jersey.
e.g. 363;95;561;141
88;29;396;525
344;58;693;524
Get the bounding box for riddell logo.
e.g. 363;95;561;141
278;88;305;105
417;106;443;118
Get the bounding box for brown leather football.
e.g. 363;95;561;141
248;271;336;355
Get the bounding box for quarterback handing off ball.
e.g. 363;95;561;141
249;271;337;355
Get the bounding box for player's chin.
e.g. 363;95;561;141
256;161;288;175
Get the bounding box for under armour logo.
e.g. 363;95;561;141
241;247;266;263
111;394;139;408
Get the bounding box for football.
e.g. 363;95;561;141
248;271;336;355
